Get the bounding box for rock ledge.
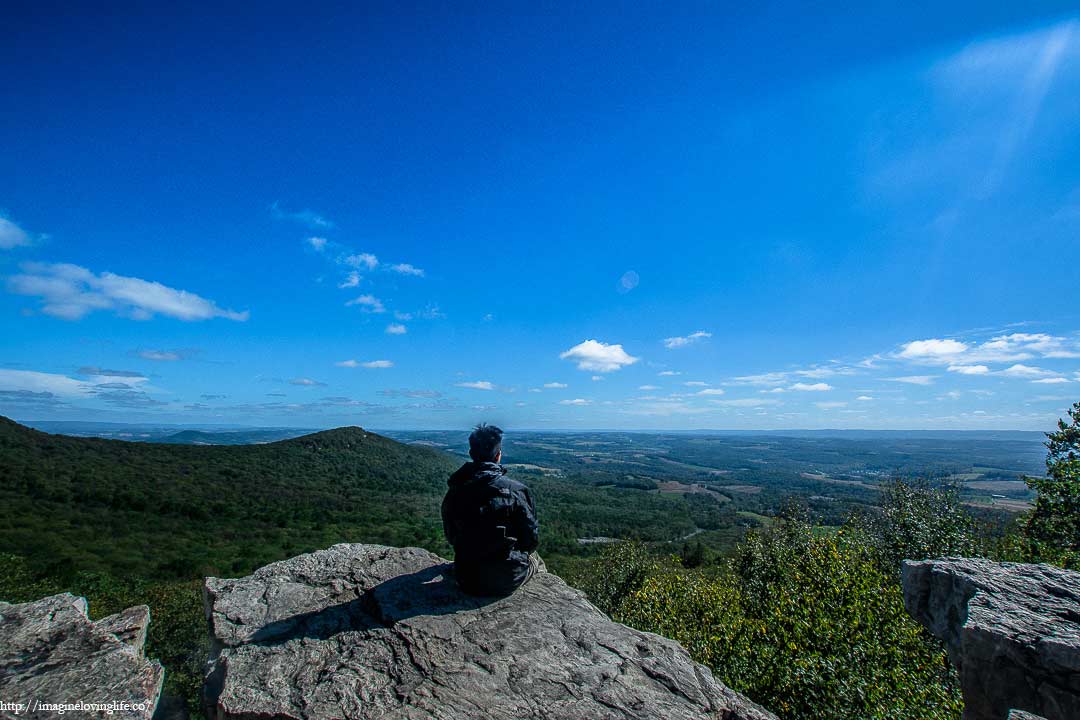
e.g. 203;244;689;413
0;593;163;719
203;543;775;720
902;557;1080;720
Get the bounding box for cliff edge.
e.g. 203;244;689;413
202;543;776;720
902;557;1080;720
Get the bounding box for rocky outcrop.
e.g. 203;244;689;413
203;543;776;720
0;593;163;719
902;558;1080;720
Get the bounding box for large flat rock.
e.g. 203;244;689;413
0;593;163;719
204;543;775;720
902;557;1080;720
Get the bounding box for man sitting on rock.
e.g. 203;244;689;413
442;424;541;596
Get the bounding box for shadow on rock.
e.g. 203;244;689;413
247;563;504;644
367;562;506;624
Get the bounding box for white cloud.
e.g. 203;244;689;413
345;294;385;313
856;395;874;401
899;338;968;360
948;364;990;375
336;359;393;369
7;262;248;321
729;371;790;387
712;398;780;407
888;375;937;385
528;388;542;393
658;370;681;376
0;217;34;249
290;378;326;386
456;381;494;390
344;253;379;270
338;272;361;288
696;388;726;396
560;398;592;406
684;381;708;387
0;369;90;396
663;330;712;349
385;323;407;335
543;382;568;389
390;263;424;277
788;382;833;392
816;401;848;409
638;385;660;391
999;363;1054;378
1031;377;1071;384
307;237;328;251
559;339;639;372
591;375;604;381
794;367;854;379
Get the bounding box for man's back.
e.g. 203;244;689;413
441;460;539;596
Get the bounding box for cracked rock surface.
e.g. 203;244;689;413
204;543;775;720
902;558;1080;720
0;593;163;719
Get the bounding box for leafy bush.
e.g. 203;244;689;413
615;515;962;720
850;479;977;574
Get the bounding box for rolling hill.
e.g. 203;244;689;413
0;416;459;579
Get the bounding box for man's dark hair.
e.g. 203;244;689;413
469;423;503;462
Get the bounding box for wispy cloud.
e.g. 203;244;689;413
456;380;495;390
338;272;361;288
887;375;937;385
998;363;1055;378
560;398;592;406
0;216;36;249
77;366;146;379
790;382;829;395
0;369;91;396
378;388;442;398
271;202;333;229
663;330;712;349
136;348;196;362
336;359;393;369
7;262;248;321
947;364;990;375
543;382;568;389
290;377;326;386
559;339;639;372
344;253;379;270
345;294;385;313
934;21;1077;196
390;263;424;277
711;398;780;408
307;236;328;251
385;323;407;335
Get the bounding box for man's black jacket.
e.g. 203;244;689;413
441;461;539;596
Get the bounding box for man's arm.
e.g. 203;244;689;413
511;486;539;553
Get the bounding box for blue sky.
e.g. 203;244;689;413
2;2;1079;430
